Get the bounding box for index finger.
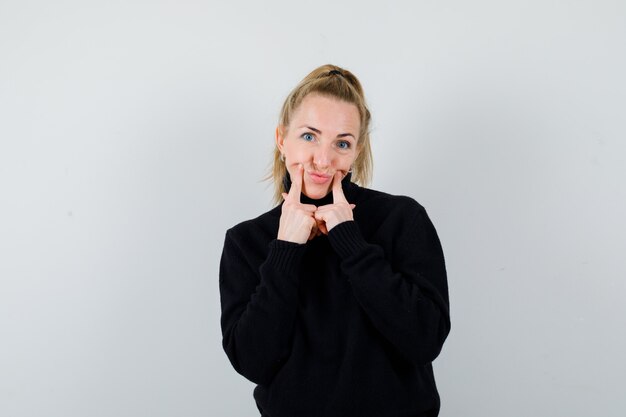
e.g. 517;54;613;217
332;171;348;204
287;164;304;202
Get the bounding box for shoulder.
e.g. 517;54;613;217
352;184;426;220
225;204;281;246
351;186;444;263
350;184;440;246
221;205;282;273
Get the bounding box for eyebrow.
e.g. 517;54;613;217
300;125;356;139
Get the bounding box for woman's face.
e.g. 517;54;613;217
276;94;361;200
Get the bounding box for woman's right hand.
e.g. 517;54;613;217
278;164;318;244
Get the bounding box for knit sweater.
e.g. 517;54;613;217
219;175;450;417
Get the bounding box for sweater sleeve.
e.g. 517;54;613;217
219;230;306;385
328;205;450;365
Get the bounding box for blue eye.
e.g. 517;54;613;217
302;133;314;142
337;140;351;149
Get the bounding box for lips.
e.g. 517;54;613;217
308;171;332;184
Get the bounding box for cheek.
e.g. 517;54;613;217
337;153;357;169
283;142;308;164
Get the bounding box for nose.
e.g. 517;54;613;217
313;143;332;170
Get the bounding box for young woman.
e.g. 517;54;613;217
220;64;450;417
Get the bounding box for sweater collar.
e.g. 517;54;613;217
282;171;357;206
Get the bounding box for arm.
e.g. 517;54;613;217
220;166;318;384
219;230;305;385
328;204;450;365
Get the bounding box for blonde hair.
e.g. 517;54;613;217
267;64;373;204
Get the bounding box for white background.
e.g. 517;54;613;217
1;1;625;416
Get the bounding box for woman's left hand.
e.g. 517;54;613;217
315;172;356;234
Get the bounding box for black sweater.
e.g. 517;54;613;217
219;176;450;417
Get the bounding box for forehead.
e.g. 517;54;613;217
290;94;360;133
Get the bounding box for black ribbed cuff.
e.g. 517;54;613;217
264;239;306;276
328;221;368;258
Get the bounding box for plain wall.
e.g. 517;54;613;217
1;1;625;416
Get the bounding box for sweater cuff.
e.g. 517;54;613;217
264;239;306;276
328;221;368;258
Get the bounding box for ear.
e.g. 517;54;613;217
275;125;286;152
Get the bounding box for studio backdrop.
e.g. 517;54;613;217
1;1;625;416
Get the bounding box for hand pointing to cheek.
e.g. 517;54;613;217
278;164;319;244
314;172;356;233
